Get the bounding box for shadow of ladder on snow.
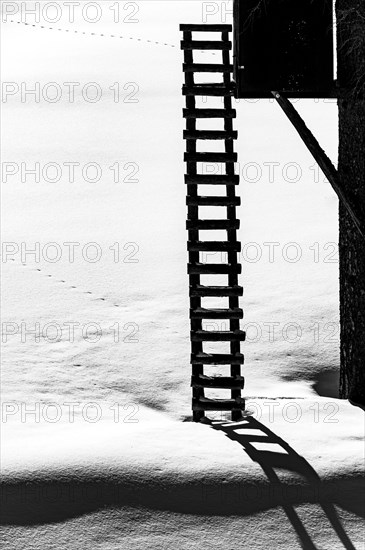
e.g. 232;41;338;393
212;417;357;550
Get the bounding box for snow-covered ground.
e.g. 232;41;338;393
1;2;364;549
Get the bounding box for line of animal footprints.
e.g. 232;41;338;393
8;258;120;307
7;19;217;55
37;268;120;306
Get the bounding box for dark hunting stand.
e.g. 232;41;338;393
180;0;365;422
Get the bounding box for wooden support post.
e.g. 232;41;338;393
271;91;365;239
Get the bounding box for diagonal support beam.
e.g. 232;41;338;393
272;91;365;239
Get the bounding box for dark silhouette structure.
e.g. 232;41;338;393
233;0;335;97
181;24;245;422
181;0;365;421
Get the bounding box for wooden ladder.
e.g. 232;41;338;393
180;24;245;422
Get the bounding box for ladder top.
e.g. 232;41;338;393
180;24;232;32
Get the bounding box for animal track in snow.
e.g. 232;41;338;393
10;260;121;308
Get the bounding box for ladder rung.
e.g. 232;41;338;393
185;175;239;185
185;153;237;163
180;24;232;32
188;240;241;251
188;263;241;275
190;285;243;297
183;63;233;73
187;196;240;206
183;109;236;119
193;397;245;411
181;41;231;51
186;219;239;230
190;307;243;319
192;374;244;389
191;352;244;365
183;85;233;97
184;130;237;140
191;330;246;342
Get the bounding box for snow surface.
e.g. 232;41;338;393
1;1;364;549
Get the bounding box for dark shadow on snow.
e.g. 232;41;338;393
212;416;362;550
1;417;363;530
312;368;340;398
